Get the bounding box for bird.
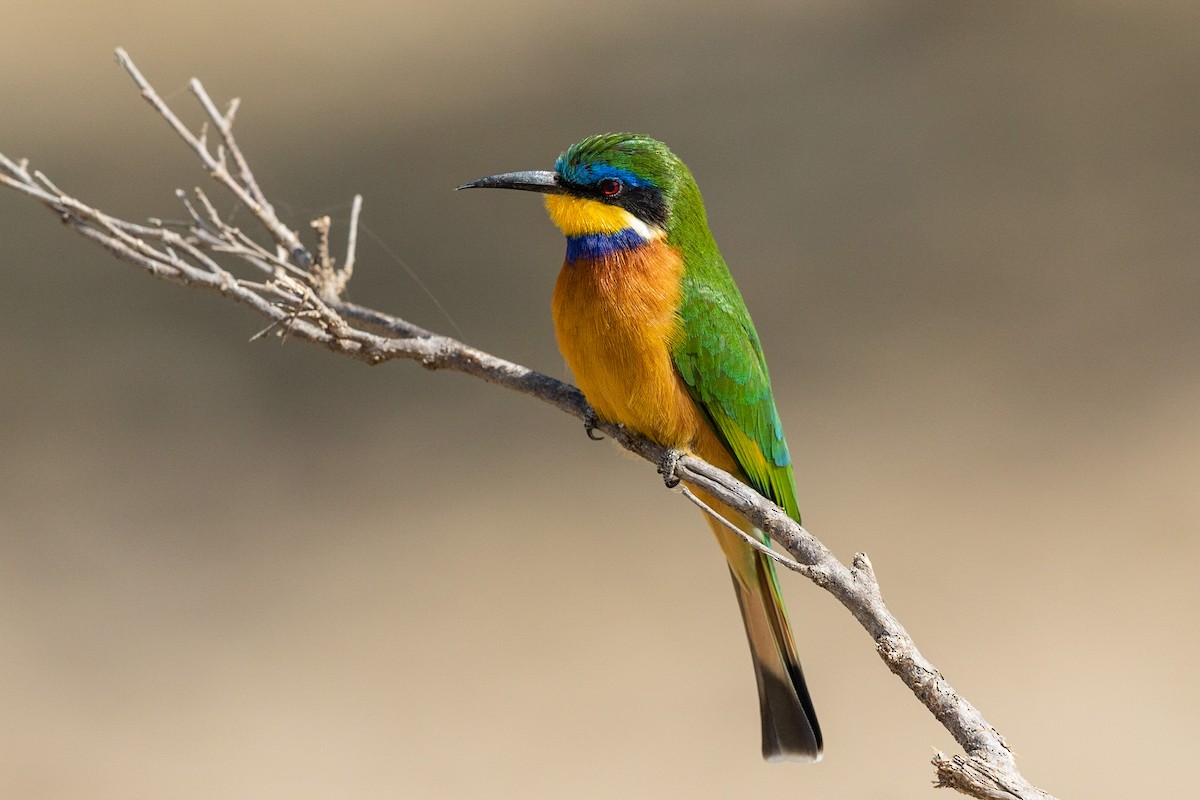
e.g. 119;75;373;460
458;133;821;762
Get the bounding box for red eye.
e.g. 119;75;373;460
600;178;622;197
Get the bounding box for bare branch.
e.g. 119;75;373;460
935;753;1047;800
114;47;310;268
0;50;1057;800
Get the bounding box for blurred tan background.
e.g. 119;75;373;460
2;1;1197;797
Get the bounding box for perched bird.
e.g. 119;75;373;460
459;133;821;762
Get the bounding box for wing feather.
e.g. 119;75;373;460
672;277;801;522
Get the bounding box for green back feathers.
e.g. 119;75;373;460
673;268;801;523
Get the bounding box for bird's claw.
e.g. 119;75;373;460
658;448;682;489
584;408;604;441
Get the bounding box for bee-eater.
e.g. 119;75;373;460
459;133;822;762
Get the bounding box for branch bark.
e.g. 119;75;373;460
0;49;1058;800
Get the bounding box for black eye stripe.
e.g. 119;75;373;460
618;185;668;227
558;176;668;227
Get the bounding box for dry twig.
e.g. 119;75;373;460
0;49;1057;800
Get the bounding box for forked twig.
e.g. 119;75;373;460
115;48;310;267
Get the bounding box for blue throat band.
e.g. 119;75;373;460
565;228;647;262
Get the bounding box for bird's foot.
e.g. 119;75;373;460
658;448;683;489
583;407;604;441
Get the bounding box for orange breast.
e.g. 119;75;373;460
552;242;709;453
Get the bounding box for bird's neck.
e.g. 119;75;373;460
544;194;666;265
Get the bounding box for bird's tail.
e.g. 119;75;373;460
704;509;823;762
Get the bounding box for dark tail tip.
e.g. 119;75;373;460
759;669;824;762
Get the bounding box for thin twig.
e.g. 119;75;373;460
342;194;362;290
678;484;813;577
115;47;310;267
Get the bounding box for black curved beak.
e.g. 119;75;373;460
456;170;564;194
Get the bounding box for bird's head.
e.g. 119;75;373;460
459;133;707;246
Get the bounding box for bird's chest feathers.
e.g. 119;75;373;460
552;241;700;446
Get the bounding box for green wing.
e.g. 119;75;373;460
672;267;801;523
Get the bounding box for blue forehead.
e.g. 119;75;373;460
553;157;649;189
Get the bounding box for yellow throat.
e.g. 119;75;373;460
544;194;663;240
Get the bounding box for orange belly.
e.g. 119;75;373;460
551;242;737;474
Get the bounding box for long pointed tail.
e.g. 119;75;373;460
706;513;823;762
